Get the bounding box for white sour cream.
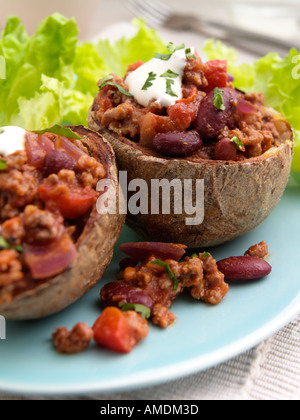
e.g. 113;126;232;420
0;126;27;156
125;47;194;108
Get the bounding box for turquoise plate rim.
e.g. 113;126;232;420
0;187;299;396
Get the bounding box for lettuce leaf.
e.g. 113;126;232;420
203;40;300;174
1;13;299;179
0;15;167;131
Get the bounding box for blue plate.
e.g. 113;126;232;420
0;186;299;395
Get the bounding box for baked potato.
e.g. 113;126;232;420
88;46;294;248
0;126;125;320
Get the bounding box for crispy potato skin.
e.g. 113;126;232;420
0;126;125;320
89;108;293;249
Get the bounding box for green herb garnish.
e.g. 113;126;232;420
165;79;178;98
230;136;245;151
191;253;199;259
152;260;179;292
0;237;23;253
154;52;173;61
213;87;226;111
155;42;185;61
160;69;179;79
0;159;7;171
185;48;196;60
142;72;157;91
33;125;82;140
119;302;151;320
0;128;4;135
99;75;133;97
202;252;211;258
167;42;185;53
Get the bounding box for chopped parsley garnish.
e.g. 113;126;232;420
119;302;151;320
142;72;157;91
202;252;211;258
185;48;196;60
155;42;185;61
0;128;4;135
165;79;178;98
0;159;7;171
213;87;226;111
0;236;23;253
191;253;199;259
167;42;185;53
152;260;179;292
99;75;133;97
155;43;195;62
34;125;82;140
154;51;173;61
230;136;245;151
160;69;179;79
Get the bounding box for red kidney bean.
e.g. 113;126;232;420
217;256;272;281
214;138;238;161
43;149;76;176
194;88;239;139
237;99;256;115
120;242;187;262
100;281;155;312
153;130;202;157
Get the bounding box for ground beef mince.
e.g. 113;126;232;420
0;129;105;303
245;241;269;259
101;251;229;329
93;50;281;161
52;323;94;354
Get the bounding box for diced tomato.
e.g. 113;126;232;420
93;307;134;354
24;232;78;280
203;60;228;93
38;182;97;219
139;89;202;146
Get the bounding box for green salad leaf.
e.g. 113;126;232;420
0;15;167;131
1;13;299;180
203;40;300;175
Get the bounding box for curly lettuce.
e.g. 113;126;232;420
0;15;166;131
1;14;299;178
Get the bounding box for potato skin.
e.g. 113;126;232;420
0;126;125;320
88;108;293;249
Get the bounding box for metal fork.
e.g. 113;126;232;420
127;0;299;56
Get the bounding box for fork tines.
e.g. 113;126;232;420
127;0;170;28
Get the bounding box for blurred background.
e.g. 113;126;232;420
1;0;300;44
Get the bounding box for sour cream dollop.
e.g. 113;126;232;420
125;47;195;108
0;126;27;156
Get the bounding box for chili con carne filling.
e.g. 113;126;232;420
91;49;282;161
0;129;106;304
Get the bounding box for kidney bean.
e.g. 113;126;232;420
194;88;239;139
43;149;76;176
100;281;155;312
153;130;202;157
217;256;272;281
120;242;187;262
214;138;238;161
